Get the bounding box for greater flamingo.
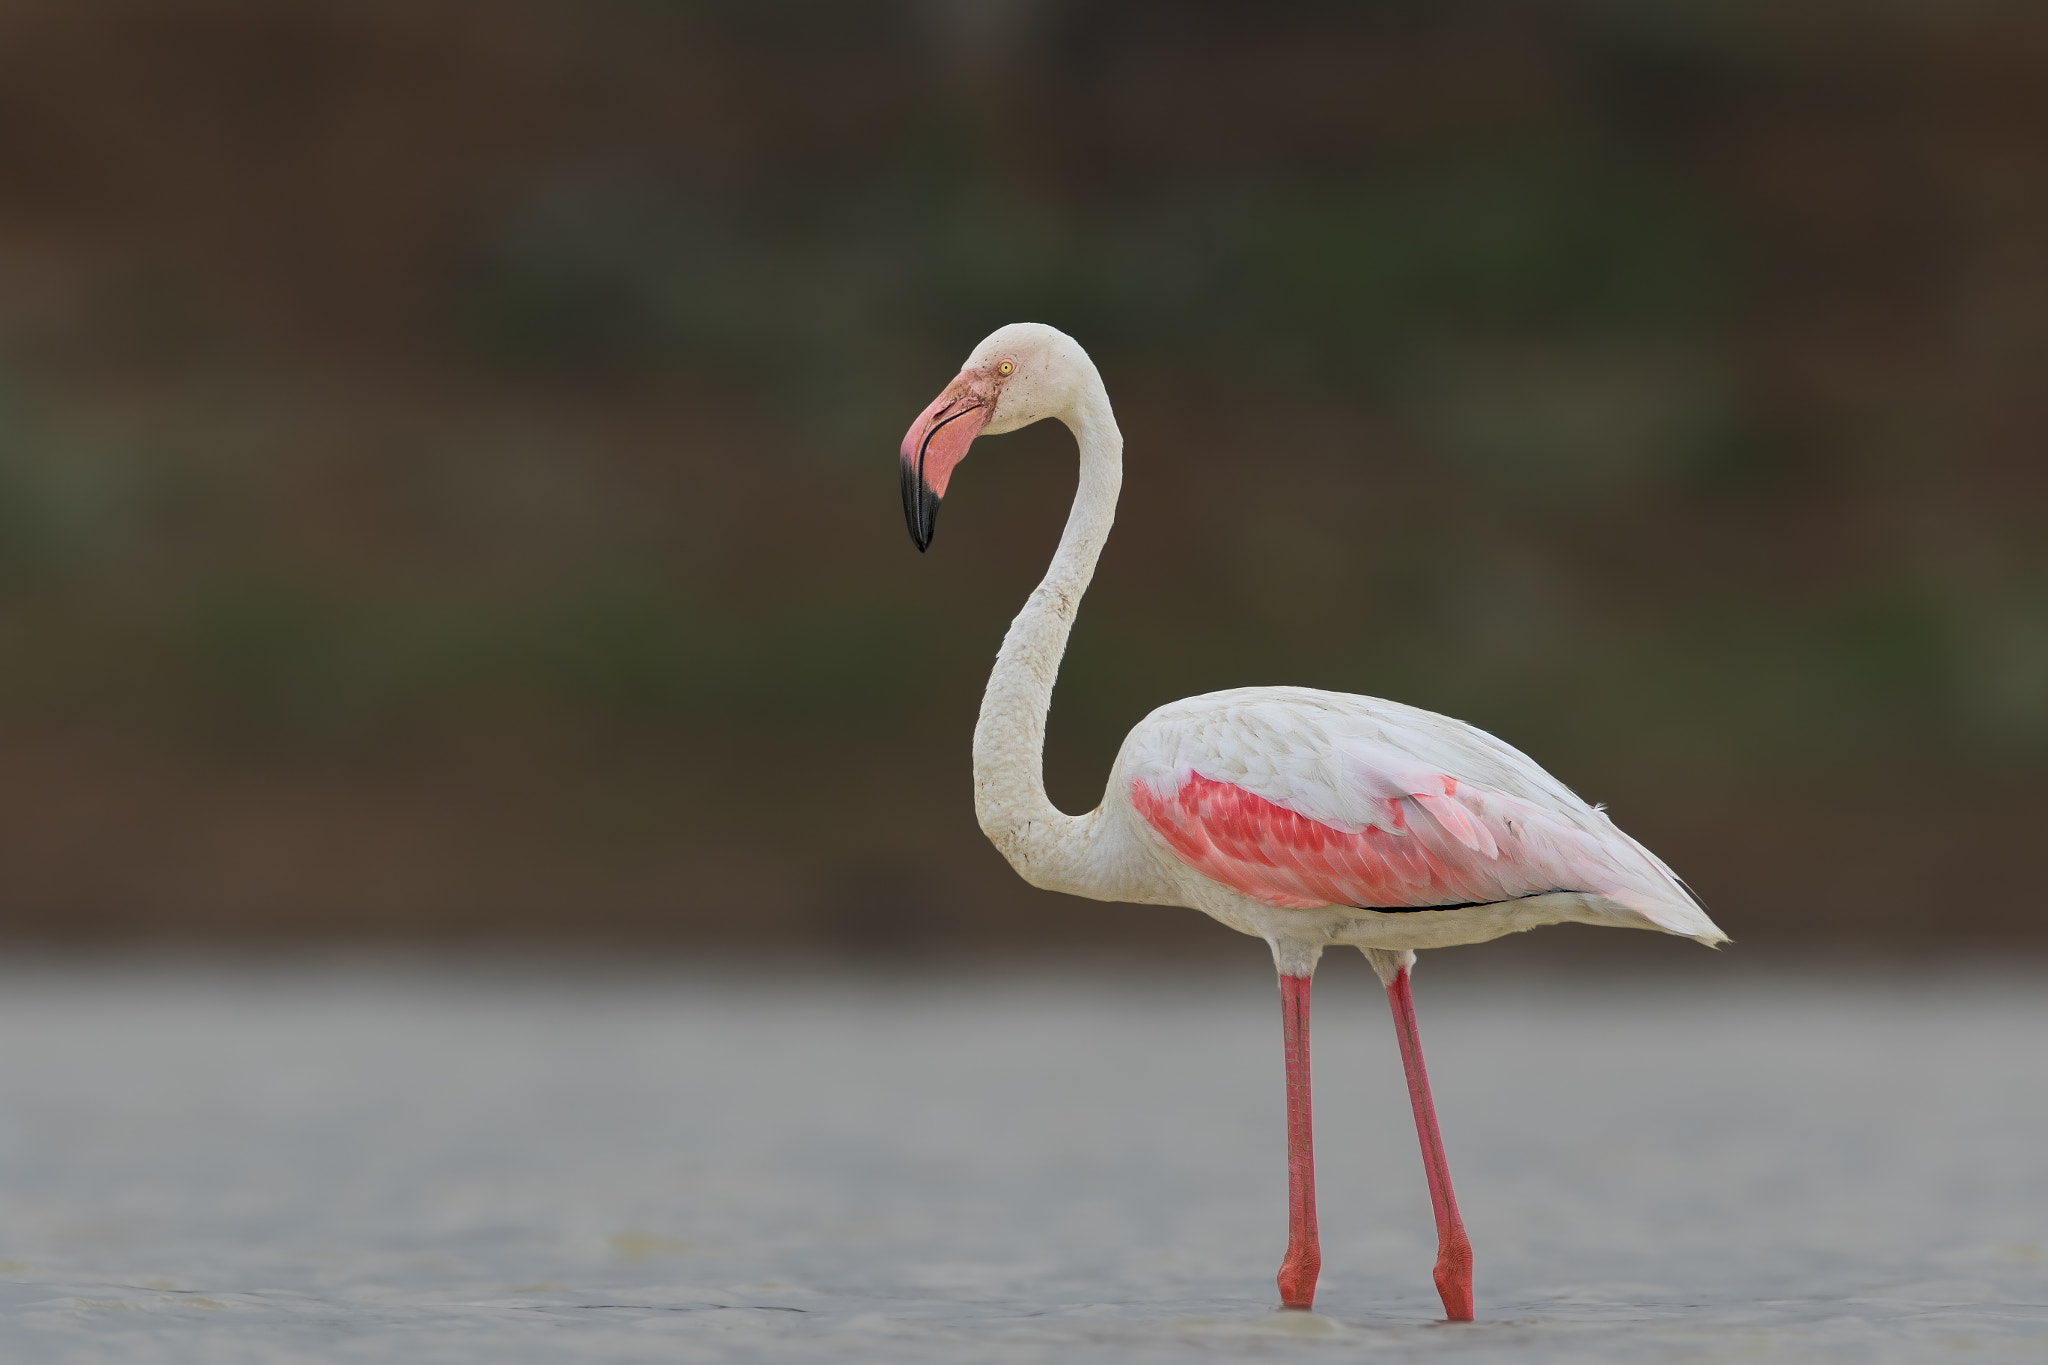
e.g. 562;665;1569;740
899;322;1725;1321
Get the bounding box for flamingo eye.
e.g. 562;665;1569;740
997;361;1014;376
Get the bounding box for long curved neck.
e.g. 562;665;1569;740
971;378;1121;894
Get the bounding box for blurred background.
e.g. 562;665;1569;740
0;0;2041;957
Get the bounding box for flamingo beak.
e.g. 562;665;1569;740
900;369;997;552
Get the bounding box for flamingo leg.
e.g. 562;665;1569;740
1276;971;1320;1309
1384;964;1474;1320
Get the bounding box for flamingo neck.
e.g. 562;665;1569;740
971;377;1121;896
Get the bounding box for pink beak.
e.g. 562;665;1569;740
900;367;999;552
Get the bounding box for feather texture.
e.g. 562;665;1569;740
1119;686;1719;939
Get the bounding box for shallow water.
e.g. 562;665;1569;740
0;956;2043;1363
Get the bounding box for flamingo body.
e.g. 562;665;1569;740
1111;686;1722;952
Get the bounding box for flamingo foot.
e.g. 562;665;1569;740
1277;1245;1321;1310
1433;1229;1474;1321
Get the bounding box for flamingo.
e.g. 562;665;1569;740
898;322;1725;1321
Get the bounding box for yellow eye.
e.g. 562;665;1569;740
997;361;1014;375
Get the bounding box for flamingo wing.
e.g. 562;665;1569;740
1121;687;1718;939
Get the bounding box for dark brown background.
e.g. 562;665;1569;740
0;1;2041;954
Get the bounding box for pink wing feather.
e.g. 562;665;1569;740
1130;771;1590;910
1120;688;1710;930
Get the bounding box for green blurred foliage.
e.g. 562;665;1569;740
0;0;2041;941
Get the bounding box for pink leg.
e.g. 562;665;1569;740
1276;971;1320;1309
1385;965;1474;1321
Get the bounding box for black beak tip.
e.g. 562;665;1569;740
900;457;941;552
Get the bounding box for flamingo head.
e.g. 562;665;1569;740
900;322;1095;551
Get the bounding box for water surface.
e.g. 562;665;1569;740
0;956;2042;1362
